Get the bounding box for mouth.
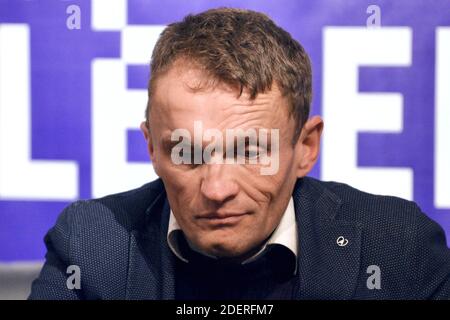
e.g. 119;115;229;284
197;211;249;226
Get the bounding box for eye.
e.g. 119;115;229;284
179;147;192;158
177;145;199;166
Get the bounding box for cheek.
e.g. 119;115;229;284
240;150;295;201
155;156;202;205
154;146;192;180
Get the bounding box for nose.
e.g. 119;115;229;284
200;164;239;203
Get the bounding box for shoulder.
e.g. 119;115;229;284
303;177;450;298
303;176;424;227
56;178;166;236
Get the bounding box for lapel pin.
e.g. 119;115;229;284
336;236;349;247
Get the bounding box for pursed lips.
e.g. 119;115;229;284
196;211;249;225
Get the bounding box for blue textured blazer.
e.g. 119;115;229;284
29;177;450;300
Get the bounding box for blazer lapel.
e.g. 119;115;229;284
126;189;176;300
293;178;363;299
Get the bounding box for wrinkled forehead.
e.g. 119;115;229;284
148;64;294;139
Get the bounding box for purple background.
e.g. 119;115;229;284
1;0;449;261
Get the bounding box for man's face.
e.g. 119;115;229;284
141;63;322;261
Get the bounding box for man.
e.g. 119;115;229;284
29;8;450;300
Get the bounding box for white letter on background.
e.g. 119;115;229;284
435;27;450;209
0;24;78;200
322;27;413;200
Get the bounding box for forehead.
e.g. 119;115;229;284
150;64;293;133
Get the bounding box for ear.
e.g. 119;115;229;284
294;115;324;177
140;121;156;163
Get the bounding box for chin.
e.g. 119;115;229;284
200;237;251;258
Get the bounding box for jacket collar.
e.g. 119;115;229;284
292;178;362;299
126;186;176;299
